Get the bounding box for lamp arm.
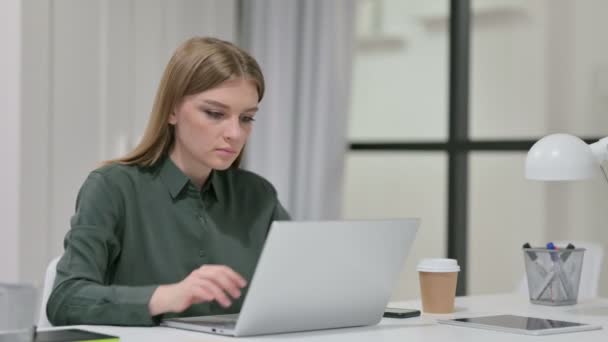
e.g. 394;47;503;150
601;164;608;186
590;137;608;163
592;137;608;186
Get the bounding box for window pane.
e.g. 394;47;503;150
469;153;608;297
471;0;608;139
342;152;447;300
348;0;448;141
468;153;546;294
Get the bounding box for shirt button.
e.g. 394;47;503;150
199;250;205;258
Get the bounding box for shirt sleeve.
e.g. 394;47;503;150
46;171;160;326
272;199;291;221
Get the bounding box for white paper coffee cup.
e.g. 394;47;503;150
417;258;461;273
417;258;460;313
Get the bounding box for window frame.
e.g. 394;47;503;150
348;0;603;295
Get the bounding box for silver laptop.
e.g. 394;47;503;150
161;219;419;337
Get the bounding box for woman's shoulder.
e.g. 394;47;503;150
90;162;151;185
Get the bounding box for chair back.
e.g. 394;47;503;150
37;256;61;327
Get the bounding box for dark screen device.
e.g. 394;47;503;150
383;308;421;318
438;314;602;335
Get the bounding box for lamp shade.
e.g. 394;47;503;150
525;133;597;180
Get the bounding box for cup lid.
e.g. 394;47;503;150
417;258;460;272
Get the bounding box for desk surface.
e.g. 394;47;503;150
47;293;608;341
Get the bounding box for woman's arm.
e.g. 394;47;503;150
272;199;291;221
46;171;160;326
47;170;248;325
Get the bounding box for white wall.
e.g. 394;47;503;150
0;0;21;283
2;0;237;288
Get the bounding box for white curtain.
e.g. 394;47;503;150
240;0;355;220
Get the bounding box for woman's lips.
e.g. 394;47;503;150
215;148;237;157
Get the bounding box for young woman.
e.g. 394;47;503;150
47;37;290;326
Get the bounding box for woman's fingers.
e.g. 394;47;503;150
217;266;248;288
196;279;232;307
150;264;249;316
194;265;247;299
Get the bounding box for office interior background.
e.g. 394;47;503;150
1;0;608;303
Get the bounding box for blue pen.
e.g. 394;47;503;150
547;242;576;261
546;242;560;263
546;242;573;301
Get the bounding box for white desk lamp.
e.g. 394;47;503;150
524;134;607;300
526;134;608;182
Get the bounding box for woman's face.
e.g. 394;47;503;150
169;78;259;172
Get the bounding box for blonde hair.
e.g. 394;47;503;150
104;37;264;168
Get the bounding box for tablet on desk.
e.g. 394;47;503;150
437;314;602;336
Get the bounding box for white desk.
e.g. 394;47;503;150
48;293;608;341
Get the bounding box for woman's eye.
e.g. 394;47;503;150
240;116;256;123
204;110;224;119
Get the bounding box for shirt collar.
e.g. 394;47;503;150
203;169;222;203
158;157;189;199
158;157;222;202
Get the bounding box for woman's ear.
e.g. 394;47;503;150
168;111;177;125
169;97;185;125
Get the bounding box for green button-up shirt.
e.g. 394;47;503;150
47;157;290;326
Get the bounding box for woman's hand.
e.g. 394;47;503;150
148;265;247;316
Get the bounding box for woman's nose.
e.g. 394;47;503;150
224;117;242;140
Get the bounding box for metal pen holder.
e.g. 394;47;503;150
523;247;585;306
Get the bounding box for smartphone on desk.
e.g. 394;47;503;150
383;308;421;319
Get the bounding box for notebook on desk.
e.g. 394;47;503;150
162;219;420;337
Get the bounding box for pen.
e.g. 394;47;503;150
546;242;573;301
533;269;556;300
522;242;547;278
523;242;552;300
522;242;537;261
560;243;576;262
